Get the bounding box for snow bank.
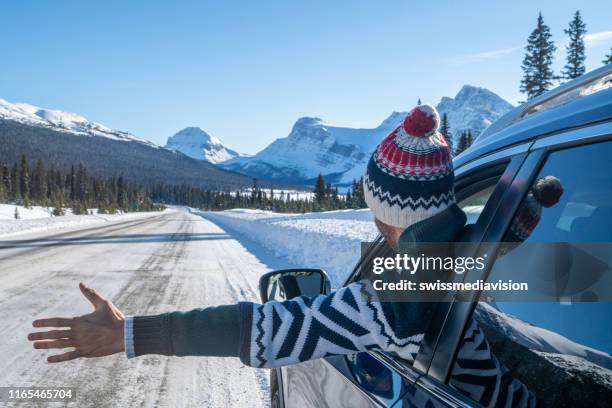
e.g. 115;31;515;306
0;204;168;237
0;204;54;220
199;208;378;287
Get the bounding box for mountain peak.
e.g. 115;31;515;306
436;85;514;140
165;127;240;164
170;126;220;145
292;117;325;129
455;84;506;103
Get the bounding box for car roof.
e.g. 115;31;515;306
454;64;612;169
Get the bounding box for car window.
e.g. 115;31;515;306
457;184;496;225
449;140;612;408
455;160;510;227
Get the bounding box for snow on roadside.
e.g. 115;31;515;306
198;208;378;287
0;204;55;220
0;204;170;238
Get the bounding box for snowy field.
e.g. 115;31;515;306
199;208;379;287
0;203;167;237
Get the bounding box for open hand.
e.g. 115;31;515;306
28;283;125;363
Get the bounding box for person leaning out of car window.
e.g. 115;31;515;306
28;105;536;407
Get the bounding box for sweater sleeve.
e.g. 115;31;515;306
126;283;428;367
238;282;427;368
129;304;241;358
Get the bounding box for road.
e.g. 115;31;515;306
0;209;272;407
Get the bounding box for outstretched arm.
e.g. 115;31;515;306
28;282;429;367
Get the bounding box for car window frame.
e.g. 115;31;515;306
413;151;530;379
338;149;527;386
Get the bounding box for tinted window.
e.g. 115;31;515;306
451;141;612;408
458;184;496;225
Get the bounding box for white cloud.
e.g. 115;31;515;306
449;30;612;66
448;46;521;64
584;31;612;48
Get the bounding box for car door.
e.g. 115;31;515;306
408;129;612;408
279;239;409;407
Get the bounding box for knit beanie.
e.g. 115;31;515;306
363;104;454;228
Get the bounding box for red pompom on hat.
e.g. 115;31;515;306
402;104;440;137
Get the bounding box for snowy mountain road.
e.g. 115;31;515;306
0;209;269;407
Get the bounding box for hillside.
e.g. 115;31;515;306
0;119;256;190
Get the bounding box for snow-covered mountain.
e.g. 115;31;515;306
164;127;242;164
0;98;156;147
437;84;514;138
221;116;397;185
220;85;513;185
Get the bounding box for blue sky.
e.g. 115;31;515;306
1;1;611;154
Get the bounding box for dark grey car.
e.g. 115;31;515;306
259;65;612;408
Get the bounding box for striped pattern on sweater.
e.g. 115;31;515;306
239;282;422;368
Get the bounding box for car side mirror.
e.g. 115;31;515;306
259;268;331;302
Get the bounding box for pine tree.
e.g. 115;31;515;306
250;178;258;204
20;155;30;208
314;174;326;206
455;131;468;155
69;165;76;202
417;98;422;106
439;112;453;154
521;13;557;99
31;160;46;205
466;130;474;149
604;48;612;65
562;11;587;80
117;176;126;211
10;164;19;201
352;177;366;208
52;195;65;216
2;164;10;201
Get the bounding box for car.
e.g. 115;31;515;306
258;64;612;408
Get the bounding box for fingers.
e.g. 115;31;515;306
79;282;106;309
32;318;74;328
28;329;72;341
47;350;81;363
33;339;75;350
